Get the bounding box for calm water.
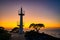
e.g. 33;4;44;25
40;29;60;38
24;28;60;38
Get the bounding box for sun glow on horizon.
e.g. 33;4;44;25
0;20;60;30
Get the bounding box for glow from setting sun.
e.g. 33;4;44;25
0;0;60;30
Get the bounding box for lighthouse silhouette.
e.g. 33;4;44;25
18;7;24;34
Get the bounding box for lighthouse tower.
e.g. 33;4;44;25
18;7;24;34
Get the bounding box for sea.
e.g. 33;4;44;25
40;29;60;38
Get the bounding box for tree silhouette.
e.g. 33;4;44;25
29;23;45;32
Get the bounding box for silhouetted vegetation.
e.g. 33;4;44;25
25;30;60;40
0;26;11;40
10;27;19;33
29;23;44;32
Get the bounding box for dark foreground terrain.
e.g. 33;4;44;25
25;30;60;40
0;27;60;40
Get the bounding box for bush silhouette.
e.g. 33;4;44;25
0;27;11;40
10;27;19;33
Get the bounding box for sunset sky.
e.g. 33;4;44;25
0;0;60;30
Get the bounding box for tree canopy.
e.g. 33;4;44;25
29;23;45;32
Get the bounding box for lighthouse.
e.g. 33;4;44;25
18;7;24;34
